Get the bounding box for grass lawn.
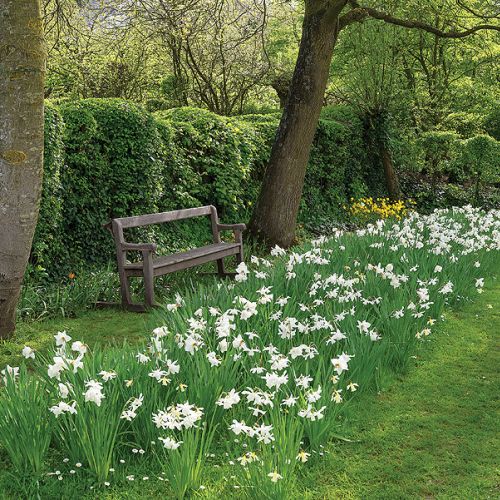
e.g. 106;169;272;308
1;281;498;499
303;280;500;499
1;309;157;369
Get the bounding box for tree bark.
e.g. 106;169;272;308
248;0;346;247
380;145;400;199
0;0;45;337
270;74;292;109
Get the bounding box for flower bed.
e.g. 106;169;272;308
1;206;499;498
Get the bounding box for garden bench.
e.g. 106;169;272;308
104;205;245;311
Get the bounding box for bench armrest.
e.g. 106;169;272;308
217;223;246;232
121;242;157;253
216;223;245;245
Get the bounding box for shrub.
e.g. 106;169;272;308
58;99;165;268
483;103;500;141
441;112;483;138
303;119;353;218
156;107;253;219
417;130;461;179
232;114;279;210
31;102;65;268
454;134;500;205
35;100;500;279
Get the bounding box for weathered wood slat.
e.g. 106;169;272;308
125;245;241;278
115;206;213;228
124;243;240;271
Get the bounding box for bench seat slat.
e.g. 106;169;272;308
124;242;240;271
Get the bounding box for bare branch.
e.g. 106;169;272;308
339;5;499;37
456;0;500;20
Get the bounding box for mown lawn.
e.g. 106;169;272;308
1;282;497;499
0;309;156;369
302;280;499;499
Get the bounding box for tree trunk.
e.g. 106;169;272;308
0;0;45;338
270;74;292;109
380;145;401;199
248;0;345;247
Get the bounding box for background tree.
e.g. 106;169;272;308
265;3;303;108
248;0;500;246
43;0;165;100
137;0;271;114
330;21;412;197
0;0;46;337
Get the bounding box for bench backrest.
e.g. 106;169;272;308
107;205;221;251
112;205;216;229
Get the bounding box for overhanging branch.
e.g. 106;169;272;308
339;5;500;37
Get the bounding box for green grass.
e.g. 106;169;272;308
1;283;498;499
0;309;155;369
301;280;500;499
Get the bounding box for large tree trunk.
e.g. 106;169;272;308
248;0;345;247
0;0;45;338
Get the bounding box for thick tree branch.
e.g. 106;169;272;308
339;6;499;37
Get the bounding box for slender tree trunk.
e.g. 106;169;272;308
380;145;401;199
248;0;345;247
0;0;45;337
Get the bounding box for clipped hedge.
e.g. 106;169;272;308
155;108;254;218
32;100;378;275
32;103;65;268
57;99;166;268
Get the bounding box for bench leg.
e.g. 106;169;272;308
143;251;155;308
236;245;244;265
216;258;226;277
144;273;154;307
119;272;133;308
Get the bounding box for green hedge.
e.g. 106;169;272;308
32;103;65;268
32;100;379;275
155;108;254;218
57;99;166;268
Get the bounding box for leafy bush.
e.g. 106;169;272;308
304;119;357;218
31;103;65;268
31;100;497;279
32;100;381;277
399;172;500;214
156;107;254;218
58;99;166;268
454;134;500;205
441;112;483;138
234;114;279;208
417;130;461;180
483;103;500;141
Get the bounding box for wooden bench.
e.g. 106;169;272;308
104;205;245;311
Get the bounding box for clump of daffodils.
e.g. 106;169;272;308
1;205;498;496
346;196;415;223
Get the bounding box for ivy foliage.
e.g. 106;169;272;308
33;99;498;276
33;100;377;275
32;103;65;268
57;99;165;268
